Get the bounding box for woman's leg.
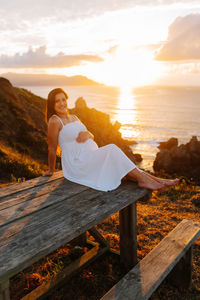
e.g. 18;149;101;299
127;168;177;190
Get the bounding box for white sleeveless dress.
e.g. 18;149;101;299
55;115;139;192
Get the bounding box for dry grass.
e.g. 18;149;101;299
10;180;200;300
0;141;46;185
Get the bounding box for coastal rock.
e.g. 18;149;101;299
153;136;200;182
188;136;200;153
132;153;142;163
158;137;178;150
153;150;173;173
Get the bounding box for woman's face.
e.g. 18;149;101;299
54;92;67;115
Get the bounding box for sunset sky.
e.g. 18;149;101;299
1;0;200;87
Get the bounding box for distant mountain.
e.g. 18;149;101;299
1;72;102;87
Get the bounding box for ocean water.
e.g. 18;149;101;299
23;85;200;171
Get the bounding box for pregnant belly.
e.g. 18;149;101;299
80;138;98;151
75;138;98;161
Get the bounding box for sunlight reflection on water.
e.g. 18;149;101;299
114;86;139;139
115;86;155;170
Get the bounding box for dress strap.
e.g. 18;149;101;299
52;114;64;127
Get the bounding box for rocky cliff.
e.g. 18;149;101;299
153;136;200;183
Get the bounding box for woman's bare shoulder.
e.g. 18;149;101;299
48;115;62;128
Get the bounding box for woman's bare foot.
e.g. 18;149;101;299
145;173;179;187
137;173;165;190
127;168;178;191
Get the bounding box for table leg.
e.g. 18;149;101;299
0;280;10;300
119;202;137;270
168;246;193;288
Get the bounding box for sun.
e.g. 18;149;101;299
59;45;164;89
107;45;163;88
83;45;164;88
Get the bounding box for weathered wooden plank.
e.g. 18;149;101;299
120;202;137;270
0;171;63;198
88;227;110;247
0;188;103;247
21;243;109;300
0;182;147;283
0;183;145;249
0;179;65;209
0;179;89;227
101;219;200;300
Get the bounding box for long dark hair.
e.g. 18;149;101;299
46;88;69;123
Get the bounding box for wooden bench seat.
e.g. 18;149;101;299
0;171;148;299
102;219;200;300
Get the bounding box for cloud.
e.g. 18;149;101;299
1;0;200;26
107;45;119;54
0;46;103;68
0;1;135;26
155;13;200;61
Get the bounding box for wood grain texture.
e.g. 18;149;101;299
102;219;200;300
0;171;63;198
88;227;110;247
0;179;71;210
0;177;148;283
0;179;89;227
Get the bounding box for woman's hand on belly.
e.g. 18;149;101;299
76;131;94;143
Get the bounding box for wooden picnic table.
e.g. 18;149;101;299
0;171;149;299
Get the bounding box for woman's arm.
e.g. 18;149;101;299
73;115;94;143
76;130;94;143
43;117;61;176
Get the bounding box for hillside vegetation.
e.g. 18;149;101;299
0;78;48;183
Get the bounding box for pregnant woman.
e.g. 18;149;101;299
43;88;178;191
